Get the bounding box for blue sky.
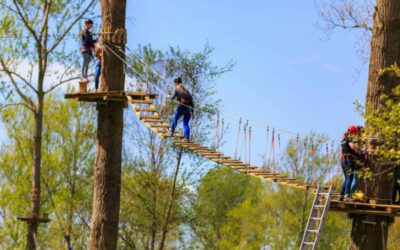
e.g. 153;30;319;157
1;0;368;167
125;0;367;160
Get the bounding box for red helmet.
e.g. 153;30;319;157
347;125;358;134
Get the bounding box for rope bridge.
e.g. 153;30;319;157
64;42;400;217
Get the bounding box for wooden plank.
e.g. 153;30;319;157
205;156;232;160
151;124;170;128
329;207;399;217
139;115;160;120
130;99;153;104
143;119;164;123
135;107;157;112
217;159;245;164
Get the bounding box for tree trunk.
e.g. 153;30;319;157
350;0;400;249
89;0;126;249
27;93;44;250
159;148;183;250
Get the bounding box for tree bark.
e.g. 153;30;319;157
89;0;126;249
27;101;43;250
350;0;400;249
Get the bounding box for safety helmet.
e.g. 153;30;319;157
85;19;94;25
347;125;358;134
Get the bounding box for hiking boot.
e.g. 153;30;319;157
183;138;190;142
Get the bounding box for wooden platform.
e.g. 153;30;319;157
65;91;157;102
330;200;400;217
17;215;51;223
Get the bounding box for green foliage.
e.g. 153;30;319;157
119;163;190;249
191;167;262;249
365;82;400;163
191;134;351;249
0;93;96;249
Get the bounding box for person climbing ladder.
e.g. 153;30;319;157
80;19;97;81
167;77;194;142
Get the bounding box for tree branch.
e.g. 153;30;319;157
12;0;39;43
0;58;35;109
39;0;52;41
47;0;97;54
0;102;33;112
44;74;93;94
0;69;37;93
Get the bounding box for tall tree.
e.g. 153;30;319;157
350;0;400;249
0;94;96;249
89;0;126;249
0;1;96;248
117;44;233;249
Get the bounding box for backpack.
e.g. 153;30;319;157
179;86;194;108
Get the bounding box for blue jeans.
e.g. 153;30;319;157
340;161;355;196
170;105;191;140
81;52;92;78
350;166;360;194
94;61;101;90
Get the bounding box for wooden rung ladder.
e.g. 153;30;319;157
299;185;333;250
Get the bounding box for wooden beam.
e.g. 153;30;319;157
135;107;157;112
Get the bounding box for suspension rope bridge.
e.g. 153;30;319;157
65;43;400;217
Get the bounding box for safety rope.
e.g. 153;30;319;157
263;126;270;167
121;45;337;145
213;112;220;150
268;129;276;175
195;113;199;144
244;121;248;165
292;134;300;178
311;139;316;186
221;118;225;153
234;118;242;159
326;143;330;184
249;126;252;166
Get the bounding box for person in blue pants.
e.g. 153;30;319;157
339;125;361;202
94;44;102;91
168;77;194;141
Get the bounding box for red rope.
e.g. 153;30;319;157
213;113;220;150
263;126;270;167
248;126;252;166
311;140;316;186
326;143;330;184
195;114;199;144
292;135;299;178
244;122;247;165
221;118;224;153
234;118;242;159
268;129;275;174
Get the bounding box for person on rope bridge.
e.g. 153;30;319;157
339;125;362;202
167;77;194;142
94;43;102;92
80;19;97;81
